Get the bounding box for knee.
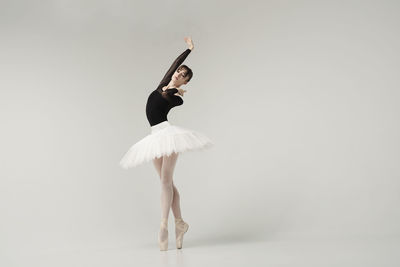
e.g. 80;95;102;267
160;175;173;187
173;187;180;198
161;169;173;180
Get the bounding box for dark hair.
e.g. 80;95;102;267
178;64;193;83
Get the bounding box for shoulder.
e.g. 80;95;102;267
173;94;184;105
174;87;183;97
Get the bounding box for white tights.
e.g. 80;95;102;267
152;152;182;221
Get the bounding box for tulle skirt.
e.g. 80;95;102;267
119;121;214;169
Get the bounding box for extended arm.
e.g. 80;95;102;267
158;48;192;88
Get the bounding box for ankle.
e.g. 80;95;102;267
160;218;168;228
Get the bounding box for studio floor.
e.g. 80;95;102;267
8;235;400;267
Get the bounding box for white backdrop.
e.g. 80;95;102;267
1;0;399;266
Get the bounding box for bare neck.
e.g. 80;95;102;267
167;80;181;89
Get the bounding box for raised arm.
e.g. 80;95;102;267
158;48;192;88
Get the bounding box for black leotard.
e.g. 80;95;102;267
145;48;191;126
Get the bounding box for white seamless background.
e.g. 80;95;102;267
0;0;399;266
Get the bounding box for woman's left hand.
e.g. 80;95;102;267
177;88;186;96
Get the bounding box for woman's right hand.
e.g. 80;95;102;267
184;36;194;50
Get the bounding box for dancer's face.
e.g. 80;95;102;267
172;68;189;86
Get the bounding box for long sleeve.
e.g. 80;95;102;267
161;88;184;106
165;88;178;95
158;48;191;88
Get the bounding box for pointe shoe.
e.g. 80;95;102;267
175;218;189;249
159;220;168;251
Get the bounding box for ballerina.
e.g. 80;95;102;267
119;36;214;250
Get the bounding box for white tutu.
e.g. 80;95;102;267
119;121;214;169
